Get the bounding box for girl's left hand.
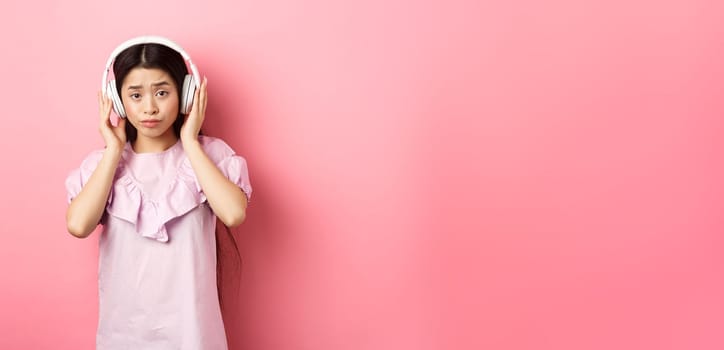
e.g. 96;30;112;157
181;76;208;145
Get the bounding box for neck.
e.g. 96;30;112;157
132;133;179;153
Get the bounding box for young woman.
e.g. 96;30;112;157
65;36;252;349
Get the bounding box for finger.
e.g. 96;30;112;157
98;92;109;127
99;92;112;121
201;76;208;113
98;92;104;117
115;115;126;131
190;80;202;115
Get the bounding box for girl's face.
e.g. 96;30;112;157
120;67;180;142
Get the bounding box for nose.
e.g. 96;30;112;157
143;96;158;115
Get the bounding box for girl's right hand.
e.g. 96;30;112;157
98;91;126;152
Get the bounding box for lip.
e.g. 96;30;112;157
140;120;161;128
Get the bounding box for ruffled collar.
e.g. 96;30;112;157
104;140;206;243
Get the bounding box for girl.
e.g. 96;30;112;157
65;36;252;349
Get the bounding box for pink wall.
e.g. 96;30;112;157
1;0;722;349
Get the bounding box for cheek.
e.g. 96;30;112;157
161;95;180;112
122;104;137;120
123;103;145;122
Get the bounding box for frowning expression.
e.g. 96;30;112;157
121;67;180;140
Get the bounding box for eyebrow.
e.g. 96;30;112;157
127;81;172;90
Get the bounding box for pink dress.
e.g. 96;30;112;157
65;136;252;350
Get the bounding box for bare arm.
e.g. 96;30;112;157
184;140;248;227
181;77;247;228
66;92;127;238
65;148;122;238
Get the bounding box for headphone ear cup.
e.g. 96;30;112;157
181;74;195;115
107;80;126;118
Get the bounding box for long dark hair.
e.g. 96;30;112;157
113;43;240;308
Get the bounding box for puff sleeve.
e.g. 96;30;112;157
64;150;110;204
198;136;253;202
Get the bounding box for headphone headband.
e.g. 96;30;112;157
101;35;200;91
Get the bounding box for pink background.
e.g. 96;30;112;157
1;0;723;349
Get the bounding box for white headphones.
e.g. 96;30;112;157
101;35;201;118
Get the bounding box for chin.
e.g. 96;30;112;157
140;130;174;138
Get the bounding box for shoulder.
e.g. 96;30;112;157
65;147;111;197
198;135;238;161
198;135;233;150
78;148;107;170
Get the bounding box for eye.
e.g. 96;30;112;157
130;93;141;100
156;90;169;97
